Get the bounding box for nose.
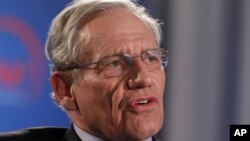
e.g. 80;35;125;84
127;60;153;89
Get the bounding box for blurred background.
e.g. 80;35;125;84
0;0;249;141
0;0;72;131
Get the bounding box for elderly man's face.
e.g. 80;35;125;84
71;8;165;141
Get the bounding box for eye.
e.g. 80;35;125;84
148;55;159;62
109;60;121;68
142;49;161;64
144;54;160;64
103;56;124;71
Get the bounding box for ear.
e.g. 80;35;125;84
50;72;78;111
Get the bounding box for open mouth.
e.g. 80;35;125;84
129;97;158;109
135;99;151;105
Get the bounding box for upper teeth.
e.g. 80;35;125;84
136;99;149;104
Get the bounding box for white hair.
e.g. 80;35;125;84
45;0;162;73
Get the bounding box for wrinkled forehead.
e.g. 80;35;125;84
78;7;156;62
87;7;152;39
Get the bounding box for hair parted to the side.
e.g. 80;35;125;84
45;0;162;73
45;0;163;107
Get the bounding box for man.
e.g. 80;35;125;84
0;0;167;141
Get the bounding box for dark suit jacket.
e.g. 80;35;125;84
0;126;79;141
0;126;159;141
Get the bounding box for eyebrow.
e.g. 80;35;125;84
98;48;157;59
97;53;129;61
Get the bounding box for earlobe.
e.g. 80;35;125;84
61;96;78;110
50;72;78;111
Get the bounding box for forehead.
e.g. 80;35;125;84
81;7;157;60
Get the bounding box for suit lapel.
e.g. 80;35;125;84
152;136;160;141
63;125;160;141
64;125;81;141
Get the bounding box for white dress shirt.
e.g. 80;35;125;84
73;124;152;141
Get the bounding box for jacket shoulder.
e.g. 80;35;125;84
0;127;67;141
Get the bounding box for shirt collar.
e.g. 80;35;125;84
73;124;105;141
73;124;153;141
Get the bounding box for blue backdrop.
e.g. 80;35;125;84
0;0;71;131
0;0;148;132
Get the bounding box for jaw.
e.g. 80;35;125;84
106;104;164;141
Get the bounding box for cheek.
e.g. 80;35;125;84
110;84;126;126
75;81;111;111
74;78;124;123
159;71;166;91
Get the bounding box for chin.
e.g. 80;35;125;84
124;119;163;141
